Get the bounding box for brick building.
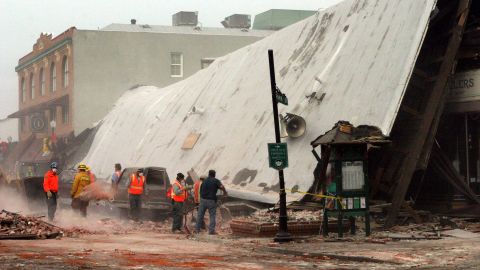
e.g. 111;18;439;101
7;16;273;175
11;28;75;142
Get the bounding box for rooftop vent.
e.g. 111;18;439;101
221;14;251;29
172;11;198;26
131;19;137;25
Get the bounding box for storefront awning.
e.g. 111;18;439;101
8;95;69;118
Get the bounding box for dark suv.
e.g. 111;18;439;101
112;167;172;212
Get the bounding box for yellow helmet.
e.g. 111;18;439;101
78;163;87;170
86;166;91;171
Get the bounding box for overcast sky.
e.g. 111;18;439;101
0;0;342;119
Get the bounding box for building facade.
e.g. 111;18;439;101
10;24;272;143
12;28;74;142
443;69;480;194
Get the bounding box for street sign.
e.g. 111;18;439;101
275;91;288;105
268;143;289;170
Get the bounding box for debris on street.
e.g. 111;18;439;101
237;209;322;223
231;209;346;237
1;0;480;269
0;209;61;240
60;217;172;237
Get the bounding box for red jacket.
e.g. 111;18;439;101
43;170;58;192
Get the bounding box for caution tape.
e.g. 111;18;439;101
282;188;345;208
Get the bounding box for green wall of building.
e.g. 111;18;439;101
253;9;316;30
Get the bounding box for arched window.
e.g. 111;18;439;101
62;56;69;88
30;73;35;100
39;68;45;96
21;77;26;103
50;63;56;92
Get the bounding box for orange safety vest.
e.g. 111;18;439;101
171;180;187;202
128;174;145;195
88;172;96;183
193;181;202;204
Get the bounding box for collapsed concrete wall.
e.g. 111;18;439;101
83;0;437;203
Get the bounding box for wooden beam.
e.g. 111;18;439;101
385;0;472;228
418;3;472;170
402;201;422;224
417;103;445;170
413;68;430;79
401;105;422;118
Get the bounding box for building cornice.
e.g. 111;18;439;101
15;38;72;72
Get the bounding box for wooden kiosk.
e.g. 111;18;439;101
311;121;389;237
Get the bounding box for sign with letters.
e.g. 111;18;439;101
448;70;480;103
268;143;288;170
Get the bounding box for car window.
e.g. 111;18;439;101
146;168;165;186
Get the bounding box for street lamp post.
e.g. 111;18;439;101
50;119;56;135
268;49;293;243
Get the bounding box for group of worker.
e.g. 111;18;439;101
169;169;228;235
43;161;228;235
42;161;97;221
123;167;228;235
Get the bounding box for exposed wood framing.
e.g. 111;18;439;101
384;0;472;228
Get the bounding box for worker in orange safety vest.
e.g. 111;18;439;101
193;175;205;205
86;166;96;184
127;168;145;221
171;172;187;233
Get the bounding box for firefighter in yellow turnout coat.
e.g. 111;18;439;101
71;164;91;217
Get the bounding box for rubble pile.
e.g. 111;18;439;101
61;226;96;237
230;209;324;237
0;210;62;240
463;221;480;232
63;218;172;237
105;219;172;234
236;209;322;223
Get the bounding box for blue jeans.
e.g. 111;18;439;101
129;194;142;221
196;199;217;234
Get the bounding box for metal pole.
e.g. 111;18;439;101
268;49;292;243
